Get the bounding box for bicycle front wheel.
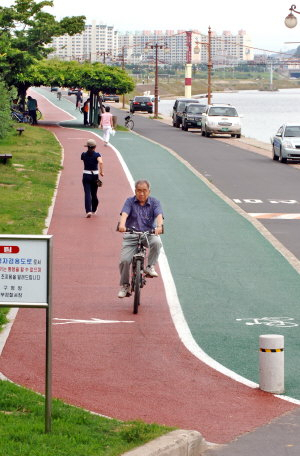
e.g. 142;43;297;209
127;119;134;130
133;260;141;314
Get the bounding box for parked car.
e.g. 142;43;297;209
50;87;58;92
271;123;300;163
201;104;242;138
130;96;153;113
68;88;82;96
181;103;207;131
102;94;120;102
172;98;199;128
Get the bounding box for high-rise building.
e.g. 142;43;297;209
47;25;253;65
46;21;118;62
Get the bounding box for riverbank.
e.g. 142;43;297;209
132;78;300;100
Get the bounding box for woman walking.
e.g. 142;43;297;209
81;139;104;218
100;105;114;146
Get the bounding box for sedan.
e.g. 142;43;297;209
271;123;300;163
68;88;82;96
130;96;153;114
102;94;119;102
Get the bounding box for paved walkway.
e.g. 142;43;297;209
0;89;299;452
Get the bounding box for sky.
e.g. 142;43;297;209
2;0;300;54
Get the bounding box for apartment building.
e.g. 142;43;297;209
118;30;202;65
47;25;253;65
46;22;118;63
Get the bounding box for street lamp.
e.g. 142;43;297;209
195;26;213;104
120;46;126;108
285;4;300;28
144;42;169;118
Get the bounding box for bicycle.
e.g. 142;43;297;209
24;108;42;120
124;112;134;130
11;109;33;124
118;227;154;314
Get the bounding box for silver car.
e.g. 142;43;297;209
271;123;300;163
201;104;242;138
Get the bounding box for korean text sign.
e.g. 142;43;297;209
0;236;50;305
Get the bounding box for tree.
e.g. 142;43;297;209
27;59;135;125
0;0;85;101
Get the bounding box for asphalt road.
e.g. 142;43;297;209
110;106;300;261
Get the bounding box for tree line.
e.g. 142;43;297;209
0;0;134;137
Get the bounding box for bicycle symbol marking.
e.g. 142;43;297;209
236;317;298;328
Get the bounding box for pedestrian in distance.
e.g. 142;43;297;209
57;88;62;100
83;98;90;126
76;89;83;109
117;180;164;298
81;139;104;218
27;95;38;125
100;105;114;146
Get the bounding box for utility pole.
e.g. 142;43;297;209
145;42;169;118
194;26;212;104
207;26;212;104
121;46;126;108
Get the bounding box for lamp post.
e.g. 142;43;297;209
145;42;169;118
194;26;213;104
285;4;300;28
120;46;126;108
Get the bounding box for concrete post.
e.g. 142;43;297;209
259;334;284;394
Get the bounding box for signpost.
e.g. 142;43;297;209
0;234;53;432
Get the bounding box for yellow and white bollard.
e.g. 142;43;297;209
259;334;284;394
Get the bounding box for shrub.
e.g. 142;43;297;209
0;79;13;139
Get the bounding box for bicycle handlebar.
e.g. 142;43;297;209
116;222;163;234
125;228;155;235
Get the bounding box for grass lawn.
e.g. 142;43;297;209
0;123;174;454
0;124;61;328
0;124;62;235
0;380;173;456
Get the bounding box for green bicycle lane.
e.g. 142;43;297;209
36;87;300;401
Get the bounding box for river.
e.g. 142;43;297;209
158;88;300;144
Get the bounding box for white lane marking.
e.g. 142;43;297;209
53;318;134;325
234;199;299;205
249;213;300;219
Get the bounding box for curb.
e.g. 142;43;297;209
121;429;207;456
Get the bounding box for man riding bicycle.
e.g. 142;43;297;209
117;180;164;298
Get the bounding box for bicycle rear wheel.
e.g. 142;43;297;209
36;109;42;120
127;119;134;130
133;260;141;314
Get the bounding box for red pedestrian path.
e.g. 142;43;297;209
0;93;297;444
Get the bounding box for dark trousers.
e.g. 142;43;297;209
83;111;88;125
82;174;99;213
29;109;37;125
